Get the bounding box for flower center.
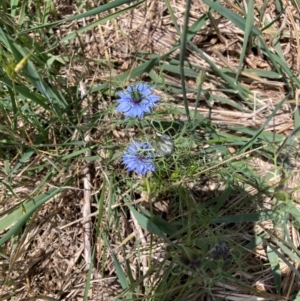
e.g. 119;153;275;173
137;148;151;160
131;90;144;103
137;150;145;158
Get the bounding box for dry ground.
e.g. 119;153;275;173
1;0;300;300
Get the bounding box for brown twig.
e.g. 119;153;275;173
79;80;92;266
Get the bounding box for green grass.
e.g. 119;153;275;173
1;0;300;300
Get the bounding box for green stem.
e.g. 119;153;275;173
179;0;191;122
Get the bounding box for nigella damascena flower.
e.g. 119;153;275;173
116;83;160;119
122;141;155;175
213;242;229;260
179;247;202;271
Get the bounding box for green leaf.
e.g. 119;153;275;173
19;0;145;33
202;0;261;36
235;0;254;80
129;206;168;239
61;3;141;43
211;210;277;224
0;187;63;245
267;245;281;294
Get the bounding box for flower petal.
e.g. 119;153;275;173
122;141;155;175
117;101;133;112
116;83;160;119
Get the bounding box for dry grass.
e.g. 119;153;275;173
1;0;300;300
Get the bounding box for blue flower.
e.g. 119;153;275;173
116;83;160;119
122;141;155;175
213;242;229;260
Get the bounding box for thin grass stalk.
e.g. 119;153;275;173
194;70;205;119
83;247;95;301
179;0;191;121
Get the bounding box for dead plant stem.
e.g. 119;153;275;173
80;80;92;266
